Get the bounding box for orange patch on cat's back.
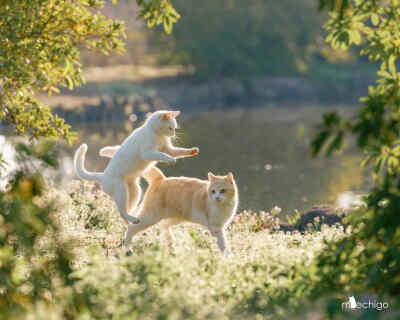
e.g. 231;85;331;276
157;177;207;219
160;188;168;209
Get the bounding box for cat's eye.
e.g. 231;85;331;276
220;189;226;194
211;190;216;194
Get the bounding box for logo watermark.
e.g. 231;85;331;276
342;296;389;311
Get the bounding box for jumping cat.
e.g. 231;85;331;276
102;148;238;253
74;110;199;224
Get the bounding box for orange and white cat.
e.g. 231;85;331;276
74;110;199;224
102;148;238;253
134;167;238;253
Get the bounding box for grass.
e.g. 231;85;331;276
45;180;348;319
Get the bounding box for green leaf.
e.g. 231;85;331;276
351;30;361;45
65;76;74;90
388;55;397;77
336;31;349;49
371;13;379;26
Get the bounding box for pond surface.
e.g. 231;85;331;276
67;106;368;218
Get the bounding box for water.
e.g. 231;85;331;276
66;106;367;217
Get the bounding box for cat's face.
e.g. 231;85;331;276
153;110;180;137
208;172;237;204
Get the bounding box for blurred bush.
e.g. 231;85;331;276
0;142;92;319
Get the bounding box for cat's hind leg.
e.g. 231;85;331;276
112;181;140;224
160;219;180;247
166;228;175;244
123;214;160;247
126;177;142;215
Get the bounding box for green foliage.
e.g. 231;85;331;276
311;111;350;156
312;0;400;158
70;190;112;231
0;0;182;143
286;209;302;226
295;0;400;316
309;180;400;296
0;0;128;143
137;0;180;34
0;142;94;319
230;210;281;233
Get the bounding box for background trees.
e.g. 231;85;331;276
148;0;326;77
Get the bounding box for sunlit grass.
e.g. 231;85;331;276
40;180;348;319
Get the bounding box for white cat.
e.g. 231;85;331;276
74;110;199;224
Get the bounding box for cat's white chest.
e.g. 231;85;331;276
211;202;236;227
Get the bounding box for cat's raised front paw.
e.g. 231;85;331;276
190;147;199;156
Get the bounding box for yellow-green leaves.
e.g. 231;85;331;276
138;0;180;34
0;0;126;143
371;13;379;26
0;0;179;143
316;1;400;172
388;54;397;77
369;142;400;177
313;1;400;307
349;29;361;45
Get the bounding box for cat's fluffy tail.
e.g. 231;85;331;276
74;144;103;182
143;166;165;185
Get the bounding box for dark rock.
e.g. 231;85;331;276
297;205;345;232
277;205;346;233
278;222;297;233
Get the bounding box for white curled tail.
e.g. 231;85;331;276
74;144;103;182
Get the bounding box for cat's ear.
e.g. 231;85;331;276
227;172;234;184
162;112;171;120
171;110;180;118
162;110;180;120
208;172;216;181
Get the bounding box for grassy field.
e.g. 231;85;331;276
43;180;349;319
